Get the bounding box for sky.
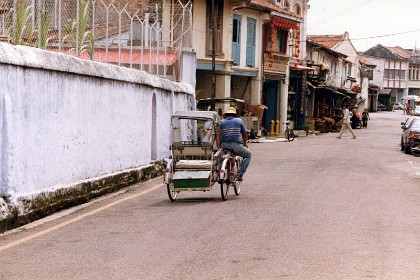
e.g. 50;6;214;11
306;0;420;52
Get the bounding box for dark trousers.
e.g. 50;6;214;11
362;118;368;128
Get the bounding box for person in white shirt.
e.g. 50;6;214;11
337;104;357;139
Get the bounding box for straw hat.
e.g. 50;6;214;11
225;107;237;114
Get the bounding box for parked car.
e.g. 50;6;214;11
377;102;386;111
392;102;405;110
414;105;420;116
401;116;420;154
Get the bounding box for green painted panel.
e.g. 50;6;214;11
172;171;211;189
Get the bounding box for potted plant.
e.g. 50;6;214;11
303;124;310;136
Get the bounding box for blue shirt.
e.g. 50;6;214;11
220;116;246;143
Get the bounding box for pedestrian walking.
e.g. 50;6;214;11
406;102;411;115
337;105;356;139
362;108;370;128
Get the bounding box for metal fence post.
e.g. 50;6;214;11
58;0;61;51
76;0;79;57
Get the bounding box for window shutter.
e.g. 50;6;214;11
246;18;256;67
232;15;241;65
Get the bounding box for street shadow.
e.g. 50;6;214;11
151;194;240;208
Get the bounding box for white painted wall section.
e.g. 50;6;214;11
0;43;194;199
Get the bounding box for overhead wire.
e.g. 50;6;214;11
350;28;420;41
300;28;420;47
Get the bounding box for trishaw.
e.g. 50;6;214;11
163;111;242;201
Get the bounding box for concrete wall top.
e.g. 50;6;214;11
0;43;194;95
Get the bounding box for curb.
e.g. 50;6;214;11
0;162;163;233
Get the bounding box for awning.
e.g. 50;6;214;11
368;86;380;93
338;88;357;95
379;89;391;94
307;81;316;89
316;86;349;98
290;65;314;71
346;76;357;82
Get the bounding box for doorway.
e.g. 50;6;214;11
262;80;278;130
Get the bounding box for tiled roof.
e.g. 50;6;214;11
364;44;414;60
57;48;179;65
358;56;376;67
387;46;412;59
249;0;302;19
306;35;343;49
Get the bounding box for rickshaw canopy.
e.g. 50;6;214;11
171;110;220;122
171;111;220;149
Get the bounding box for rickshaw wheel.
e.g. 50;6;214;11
167;183;178;201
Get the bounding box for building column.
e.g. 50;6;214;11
361;76;369;111
250;75;262;105
280;68;290;133
215;74;231;99
403;87;409;98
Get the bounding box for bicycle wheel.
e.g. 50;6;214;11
410;141;420;157
166;183;178;201
220;162;230;201
289;130;295;141
233;157;242;196
285;128;290;142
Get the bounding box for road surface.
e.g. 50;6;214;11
0;111;419;280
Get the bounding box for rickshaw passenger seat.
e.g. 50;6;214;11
175;159;213;169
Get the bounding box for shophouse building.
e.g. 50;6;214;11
407;49;420;96
306;32;364;106
360;44;410;107
305;33;360;132
193;0;310;133
358;56;379;112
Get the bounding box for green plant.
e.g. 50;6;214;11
11;0;33;45
303;124;310;135
62;0;94;59
38;10;51;49
9;1;52;49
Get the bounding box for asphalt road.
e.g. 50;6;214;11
0;111;419;280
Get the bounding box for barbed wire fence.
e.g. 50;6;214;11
0;0;193;81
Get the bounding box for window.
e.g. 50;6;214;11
265;26;288;54
206;0;223;56
390;70;395;79
293;4;301;15
384;69;390;79
400;70;406;79
246;18;256;67
411;66;420;80
232;15;241;65
388;70;406;80
284;0;290;9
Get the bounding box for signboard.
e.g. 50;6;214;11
263;53;288;74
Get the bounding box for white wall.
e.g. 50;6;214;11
0;43;194;199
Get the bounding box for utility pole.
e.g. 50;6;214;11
211;0;216;98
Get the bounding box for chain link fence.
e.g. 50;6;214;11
0;0;193;81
